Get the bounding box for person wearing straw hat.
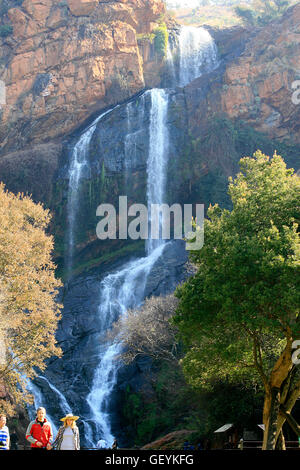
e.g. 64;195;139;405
52;414;80;450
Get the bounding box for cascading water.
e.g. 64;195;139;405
166;43;176;87
66;107;117;277
124;95;145;174
83;28;219;443
26;25;219;448
178;26;219;87
26;107;118;430
26;380;59;436
37;375;73;416
85;88;169;447
26;107;119;431
146;89;169;254
26;375;73;435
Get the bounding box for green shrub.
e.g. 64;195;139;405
136;33;155;44
153;22;168;59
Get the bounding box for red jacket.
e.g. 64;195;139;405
26;418;53;448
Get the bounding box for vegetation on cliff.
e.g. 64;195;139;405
174;116;300;215
115;151;300;448
153;22;169;58
0;185;62;415
114;293;263;446
173;151;300;450
235;0;297;26
167;0;298;27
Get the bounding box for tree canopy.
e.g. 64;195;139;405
173;151;300;449
0;184;62;414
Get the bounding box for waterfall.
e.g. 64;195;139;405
26;25;219;448
85;89;169;447
124;95;145;173
166;43;176;87
37;375;73;416
146;89;169;254
83;33;220;443
26;107;119;436
66;107;117;278
26;375;74;437
26;380;59;436
178;26;219;87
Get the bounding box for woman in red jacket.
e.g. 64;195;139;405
26;407;53;450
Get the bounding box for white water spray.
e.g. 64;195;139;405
66;107;118;277
178;26;218;87
27;26;219;448
85;89;169;447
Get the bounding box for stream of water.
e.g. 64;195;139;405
28;25;219;448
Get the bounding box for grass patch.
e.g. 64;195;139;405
66;239;146;280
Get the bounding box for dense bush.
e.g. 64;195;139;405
120;362;264;447
153;23;168;59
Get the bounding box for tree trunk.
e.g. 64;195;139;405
262;387;281;450
275;365;300;443
275;430;286;450
261;340;296;450
280;407;300;436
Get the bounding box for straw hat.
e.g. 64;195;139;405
60;413;79;422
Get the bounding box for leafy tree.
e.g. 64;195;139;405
173;151;300;450
114;292;263;446
234;5;255;26
0;184;62;414
153;23;168;59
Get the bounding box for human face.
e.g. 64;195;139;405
66;418;73;427
37;409;46;422
0;416;6;428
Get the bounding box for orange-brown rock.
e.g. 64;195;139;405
220;3;300;143
0;0;165;154
186;4;300;146
67;0;98;16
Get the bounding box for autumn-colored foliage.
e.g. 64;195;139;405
0;184;62;414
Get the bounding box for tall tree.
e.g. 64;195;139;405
0;184;62;414
173;151;300;450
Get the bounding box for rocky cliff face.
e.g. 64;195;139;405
1;2;299;447
221;4;300;143
187;4;300;145
1;5;299;275
0;0;165;154
40;239;189;447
